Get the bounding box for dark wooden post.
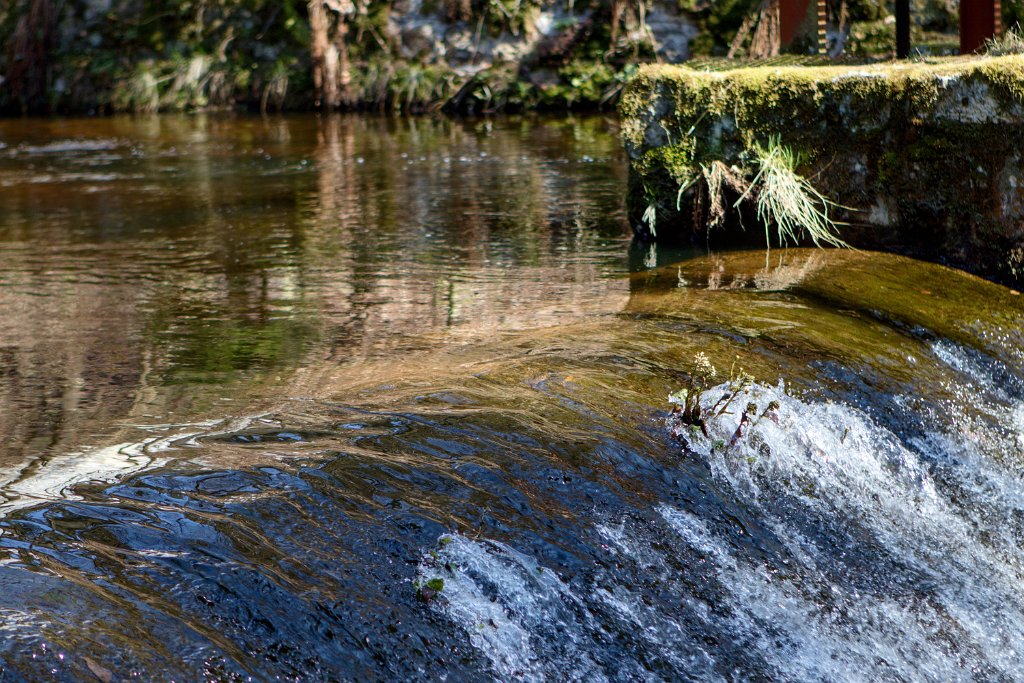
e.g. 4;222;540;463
960;0;1001;54
896;0;911;58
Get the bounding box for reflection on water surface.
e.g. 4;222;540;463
0;114;630;497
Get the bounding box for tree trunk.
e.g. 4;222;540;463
308;0;340;108
334;18;352;107
749;0;781;58
730;0;782;59
610;0;627;45
8;0;56;113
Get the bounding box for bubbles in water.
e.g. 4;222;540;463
416;535;610;682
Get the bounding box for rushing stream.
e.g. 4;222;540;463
0;115;1023;681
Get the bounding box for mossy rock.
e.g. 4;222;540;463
621;55;1024;287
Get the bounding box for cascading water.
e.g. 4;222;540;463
0;115;1021;681
416;368;1024;682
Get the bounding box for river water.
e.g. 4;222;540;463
0;114;1022;681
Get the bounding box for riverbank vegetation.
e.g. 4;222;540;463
4;0;1023;115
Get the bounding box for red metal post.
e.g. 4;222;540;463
779;0;812;47
961;0;1001;54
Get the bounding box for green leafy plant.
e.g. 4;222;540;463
669;355;781;453
415;577;445;603
668;352;719;435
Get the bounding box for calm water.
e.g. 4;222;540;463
0;115;1023;681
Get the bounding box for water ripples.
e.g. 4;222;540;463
0;114;1022;680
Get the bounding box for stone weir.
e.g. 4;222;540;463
620;56;1024;287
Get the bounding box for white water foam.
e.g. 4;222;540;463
673;380;1024;680
423;376;1024;681
0;414;266;518
415;535;612;682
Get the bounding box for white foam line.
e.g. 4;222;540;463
0;413;267;519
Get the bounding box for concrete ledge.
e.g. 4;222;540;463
620;56;1024;286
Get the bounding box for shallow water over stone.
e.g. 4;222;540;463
0;115;1022;681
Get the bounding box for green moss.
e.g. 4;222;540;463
636;142;697;181
623;54;1024;176
635;54;1023;102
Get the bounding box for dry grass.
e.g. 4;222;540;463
700;161;747;230
742;138;849;249
987;25;1024;56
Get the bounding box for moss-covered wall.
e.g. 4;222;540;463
620;56;1024;287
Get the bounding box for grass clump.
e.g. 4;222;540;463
693;160;748;231
987;25;1024;56
667;138;849;250
745;138;849;249
642;201;659;237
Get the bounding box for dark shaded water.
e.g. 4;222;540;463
1;115;1023;682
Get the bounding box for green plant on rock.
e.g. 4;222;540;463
744;137;850;249
669;355;781;454
668;352;719;436
415;577;446;603
669;137;849;250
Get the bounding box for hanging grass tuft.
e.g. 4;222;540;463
742;138;850;249
700;161;748;231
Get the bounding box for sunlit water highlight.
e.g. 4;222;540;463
0;115;1021;681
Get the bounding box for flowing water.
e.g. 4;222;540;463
0;114;1022;682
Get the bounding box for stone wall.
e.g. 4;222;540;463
620;56;1024;286
390;0;697;74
